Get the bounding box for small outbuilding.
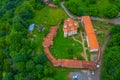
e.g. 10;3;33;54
38;26;44;32
44;0;51;4
28;23;35;32
48;4;58;8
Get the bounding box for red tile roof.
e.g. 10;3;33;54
43;26;58;47
48;4;58;8
63;18;78;32
82;16;99;51
43;26;96;69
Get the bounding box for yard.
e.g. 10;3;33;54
92;20;113;47
50;24;84;60
28;6;68;54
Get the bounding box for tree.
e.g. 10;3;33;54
110;25;120;34
15;1;34;20
87;6;99;16
86;0;97;4
102;25;120;80
13;62;25;72
104;5;119;18
42;77;55;80
2;72;14;80
30;0;45;10
115;0;120;11
14;73;25;80
33;54;47;64
26;60;35;71
78;8;85;16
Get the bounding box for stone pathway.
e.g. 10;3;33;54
80;32;88;61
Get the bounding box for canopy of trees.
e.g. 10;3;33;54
0;0;56;80
101;25;120;80
65;0;120;18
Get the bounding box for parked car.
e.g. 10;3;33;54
73;75;78;80
91;71;95;76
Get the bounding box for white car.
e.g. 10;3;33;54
96;64;100;68
73;75;78;80
91;71;95;75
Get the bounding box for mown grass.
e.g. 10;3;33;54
92;20;113;47
50;24;84;60
28;6;68;54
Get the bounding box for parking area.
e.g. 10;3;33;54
68;70;92;80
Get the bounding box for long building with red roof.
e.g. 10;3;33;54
81;16;99;52
42;26;97;70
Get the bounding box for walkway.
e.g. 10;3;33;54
72;36;82;45
72;34;88;61
80;32;88;61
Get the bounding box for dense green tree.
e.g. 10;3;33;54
104;5;119;18
15;1;34;20
14;73;25;80
30;0;45;10
110;25;120;34
42;77;55;80
33;54;47;64
78;8;85;16
13;62;25;72
102;25;120;80
2;72;14;80
26;60;35;71
87;6;99;16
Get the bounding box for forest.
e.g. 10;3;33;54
65;0;120;18
0;0;57;80
101;25;120;80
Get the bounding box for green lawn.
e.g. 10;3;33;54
54;71;71;80
28;6;68;54
50;24;84;60
92;20;113;47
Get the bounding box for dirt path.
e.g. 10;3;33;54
72;32;88;61
91;34;111;80
60;2;77;19
72;36;82;45
80;32;88;61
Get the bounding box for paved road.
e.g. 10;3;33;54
60;2;77;19
68;71;91;80
91;34;111;80
91;16;120;24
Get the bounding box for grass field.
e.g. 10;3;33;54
28;6;68;54
92;20;113;47
50;24;84;60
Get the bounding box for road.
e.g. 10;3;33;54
91;34;111;80
60;2;77;19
